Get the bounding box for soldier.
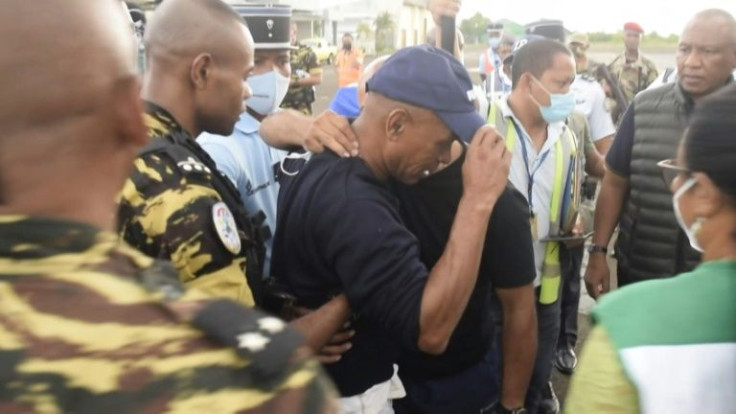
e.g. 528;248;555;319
0;0;338;412
281;23;322;115
607;22;659;121
568;33;600;78
117;0;352;354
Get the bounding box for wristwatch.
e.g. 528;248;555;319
587;244;608;255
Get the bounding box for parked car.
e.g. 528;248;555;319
302;38;338;65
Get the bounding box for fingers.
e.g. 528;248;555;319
584;276;599;300
316;341;353;364
305;112;358;157
327;329;355;345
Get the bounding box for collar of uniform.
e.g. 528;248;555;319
234;111;260;135
0;215;115;259
143;101;190;139
498;95;565;151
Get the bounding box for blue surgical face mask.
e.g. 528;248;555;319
488;37;501;49
529;76;576;123
246;70;291;116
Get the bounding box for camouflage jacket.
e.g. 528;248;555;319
118;102;259;306
0;215;338;413
281;43;322;114
608;52;659;102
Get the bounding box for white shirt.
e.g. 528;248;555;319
499;97;567;285
571;75;616;141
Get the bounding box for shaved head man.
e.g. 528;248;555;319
0;0;337;412
117;0;262;305
143;0;255;136
0;0;143;225
118;0;352;354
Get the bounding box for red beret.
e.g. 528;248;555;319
624;22;644;33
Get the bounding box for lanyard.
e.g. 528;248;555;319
509;119;552;218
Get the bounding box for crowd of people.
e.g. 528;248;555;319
0;0;734;413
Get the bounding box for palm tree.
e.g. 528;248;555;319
375;11;395;53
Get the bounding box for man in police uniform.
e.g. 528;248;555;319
281;23;322;115
479;22;508;96
607;22;659;121
0;0;338;411
199;4;297;280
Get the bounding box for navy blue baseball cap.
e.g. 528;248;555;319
366;44;484;143
503;34;547;64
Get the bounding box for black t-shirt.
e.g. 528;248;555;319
271;151;427;397
392;147;536;378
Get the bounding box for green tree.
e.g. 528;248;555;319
460;12;491;44
375;11;395;53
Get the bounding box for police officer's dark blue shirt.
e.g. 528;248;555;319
271;150;426;397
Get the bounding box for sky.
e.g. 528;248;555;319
458;0;736;35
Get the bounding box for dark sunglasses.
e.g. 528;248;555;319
657;159;691;188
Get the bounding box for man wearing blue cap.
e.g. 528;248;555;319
271;45;512;412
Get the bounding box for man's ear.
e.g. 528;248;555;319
692;172;727;219
385;108;410;142
113;75;147;147
191;53;214;89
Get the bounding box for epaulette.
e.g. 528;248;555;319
137;261;303;384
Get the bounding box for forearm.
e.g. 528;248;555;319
418;195;495;354
290;294;351;352
591;170;629;247
594;136;613;155
259;109;311;150
585;150;606;179
294;73;322;87
500;293;537;408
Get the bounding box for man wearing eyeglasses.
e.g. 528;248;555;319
585;9;736;298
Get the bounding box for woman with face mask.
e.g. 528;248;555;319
566;84;736;413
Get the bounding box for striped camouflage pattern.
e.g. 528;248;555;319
117;103;254;306
0;215;338;413
608;53;659;104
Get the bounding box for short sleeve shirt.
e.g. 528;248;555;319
572;74;616;141
199;112;289;278
392;147;536;377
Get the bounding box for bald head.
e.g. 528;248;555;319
677;9;736;99
0;0;137;131
358;55;390;107
0;0;146;226
146;0;249;67
143;0;255;137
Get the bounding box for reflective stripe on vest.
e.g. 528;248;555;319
489;102;580;303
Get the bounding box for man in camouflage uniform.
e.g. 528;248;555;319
607;22;659;121
281;23;322;115
0;0;338;412
118;0;352;356
117;0;262;306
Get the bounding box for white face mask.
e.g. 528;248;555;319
673;178;704;252
246;70;291;116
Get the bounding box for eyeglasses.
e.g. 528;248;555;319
657;159;691;189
